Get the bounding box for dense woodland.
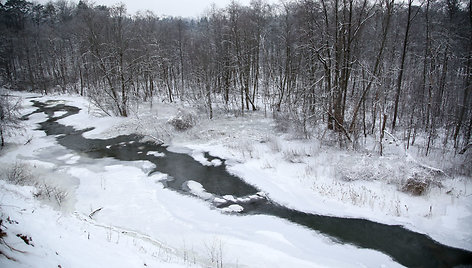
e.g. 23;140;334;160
0;0;471;154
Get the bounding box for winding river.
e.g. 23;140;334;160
25;99;472;268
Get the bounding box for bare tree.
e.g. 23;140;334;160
0;90;22;147
0;0;471;151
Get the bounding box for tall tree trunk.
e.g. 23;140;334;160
454;54;471;147
392;0;413;131
349;0;393;133
0;128;4;147
453;2;472;147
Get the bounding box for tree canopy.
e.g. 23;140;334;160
0;0;471;152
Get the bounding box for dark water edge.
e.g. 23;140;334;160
25;99;472;268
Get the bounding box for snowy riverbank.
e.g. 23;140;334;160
1;92;471;267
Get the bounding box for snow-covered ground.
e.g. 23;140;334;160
1;92;471;267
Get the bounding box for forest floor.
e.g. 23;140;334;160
0;92;471;267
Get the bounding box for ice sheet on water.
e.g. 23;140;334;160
184;180;213;200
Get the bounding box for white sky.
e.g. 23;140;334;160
37;0;280;18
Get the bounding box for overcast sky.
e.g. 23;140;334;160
38;0;280;18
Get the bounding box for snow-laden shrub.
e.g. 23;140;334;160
168;109;196;131
333;155;444;195
283;148;305;163
273;112;304;137
34;183;69;206
267;135;282;152
0;90;23;147
240;140;256;159
4;162;33;185
273;112;291;132
1;162;69;207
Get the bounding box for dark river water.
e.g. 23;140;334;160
25;99;472;268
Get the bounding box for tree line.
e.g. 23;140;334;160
0;0;471;153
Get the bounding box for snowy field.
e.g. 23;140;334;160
1;92;471;267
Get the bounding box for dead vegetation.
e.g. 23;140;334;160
401;175;443;196
0;217;25;262
1;162;69;208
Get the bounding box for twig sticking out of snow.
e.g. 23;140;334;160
88;207;103;219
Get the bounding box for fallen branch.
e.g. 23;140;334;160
133;116;166;144
0;250;17;261
88;207;103;219
383;130;401;146
406;153;449;177
142;134;164;145
23;137;32;145
1;235;26;254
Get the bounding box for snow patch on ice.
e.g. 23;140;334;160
222;195;237;202
213;197;227;204
184;180;213;200
53;111;67;117
147;151;165;157
57;153;80;164
166;145;192;154
139;161;156;173
256;230;294;247
211;159;222;166
190;151;210;165
221;204;244;213
57;153;75;160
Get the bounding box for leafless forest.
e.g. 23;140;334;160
1;0;471;154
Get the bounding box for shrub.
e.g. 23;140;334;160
5;162;32;185
34;183;69;206
401;178;429;196
168;109;196;131
267;136;281;152
1;162;68;207
273;112;291;132
401;175;442;196
283;148;305;163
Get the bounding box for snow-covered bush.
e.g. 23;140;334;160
33;183;69;206
1;162;69;207
273;112;291;132
283;148;305;163
4;162;33;185
332;155;444;195
0;90;23;147
240;140;256;159
168;109;196;131
267;135;282;152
